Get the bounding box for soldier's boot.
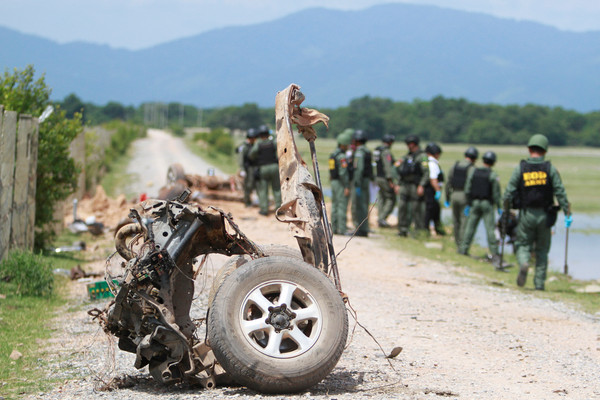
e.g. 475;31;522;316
378;219;390;228
517;263;529;287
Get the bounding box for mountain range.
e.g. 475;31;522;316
1;3;599;111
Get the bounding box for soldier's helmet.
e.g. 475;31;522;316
257;124;270;137
337;132;352;146
382;134;395;143
246;128;257;138
464;146;479;160
353;129;368;142
527;134;549;151
425;142;442;155
404;135;420;145
482;151;497;165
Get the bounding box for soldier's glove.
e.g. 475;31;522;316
444;201;450;208
464;206;471;217
565;215;573;228
240;170;247;178
498;208;503;216
434;191;441;200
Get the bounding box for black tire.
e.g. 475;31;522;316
167;163;185;185
207;244;303;307
208;256;348;393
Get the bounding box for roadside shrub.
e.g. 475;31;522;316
103;121;146;169
0;250;54;297
169;123;185;137
194;129;233;155
214;135;233;154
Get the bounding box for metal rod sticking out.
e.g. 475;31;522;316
307;139;342;291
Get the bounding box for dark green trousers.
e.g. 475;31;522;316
243;167;256;206
257;164;281;214
351;181;370;235
330;180;349;234
450;191;468;247
376;177;396;222
515;208;552;290
397;183;425;235
459;199;498;256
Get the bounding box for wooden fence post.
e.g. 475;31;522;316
26;119;39;250
10;115;35;249
0;108;17;260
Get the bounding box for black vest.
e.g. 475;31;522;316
398;151;423;184
518;160;553;208
451;162;469;190
256;140;277;166
374;146;385;177
329;149;341;180
469;168;492;200
363;150;373;179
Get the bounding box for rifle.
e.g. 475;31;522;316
564;203;571;275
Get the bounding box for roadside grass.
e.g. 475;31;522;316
377;226;600;314
0;248;86;399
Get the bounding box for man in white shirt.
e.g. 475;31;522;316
424;143;444;236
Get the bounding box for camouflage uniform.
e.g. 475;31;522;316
396;146;429;236
329;133;352;235
249;135;281;215
374;139;396;226
445;159;475;246
503;134;570;290
351;142;373;236
459;165;502;257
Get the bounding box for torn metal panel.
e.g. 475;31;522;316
274;84;330;273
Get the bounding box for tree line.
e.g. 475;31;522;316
59;93;600;147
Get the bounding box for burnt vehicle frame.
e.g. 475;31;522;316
94;84;348;394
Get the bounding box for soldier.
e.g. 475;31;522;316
424;142;444;236
445;147;478;246
374;134;396;227
351;130;373;237
329;132;352;235
395;135;429;236
459;151;503;268
236;128;257;207
248;125;282;216
503;134;571;290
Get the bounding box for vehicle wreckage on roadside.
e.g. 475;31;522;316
92;84;349;393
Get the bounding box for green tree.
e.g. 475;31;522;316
0;65;82;249
61;93;85;120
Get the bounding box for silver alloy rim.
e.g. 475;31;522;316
239;279;322;358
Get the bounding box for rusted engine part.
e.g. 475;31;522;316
105;195;262;387
160;163;242;202
275;84;342;291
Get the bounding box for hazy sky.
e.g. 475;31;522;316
1;0;599;50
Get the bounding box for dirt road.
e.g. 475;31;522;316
122;128;225;198
30;131;600;399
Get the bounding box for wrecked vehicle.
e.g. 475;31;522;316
159;163;242;202
94;84;348;393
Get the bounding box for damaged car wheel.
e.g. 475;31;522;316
207;244;303;307
208;256;347;393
